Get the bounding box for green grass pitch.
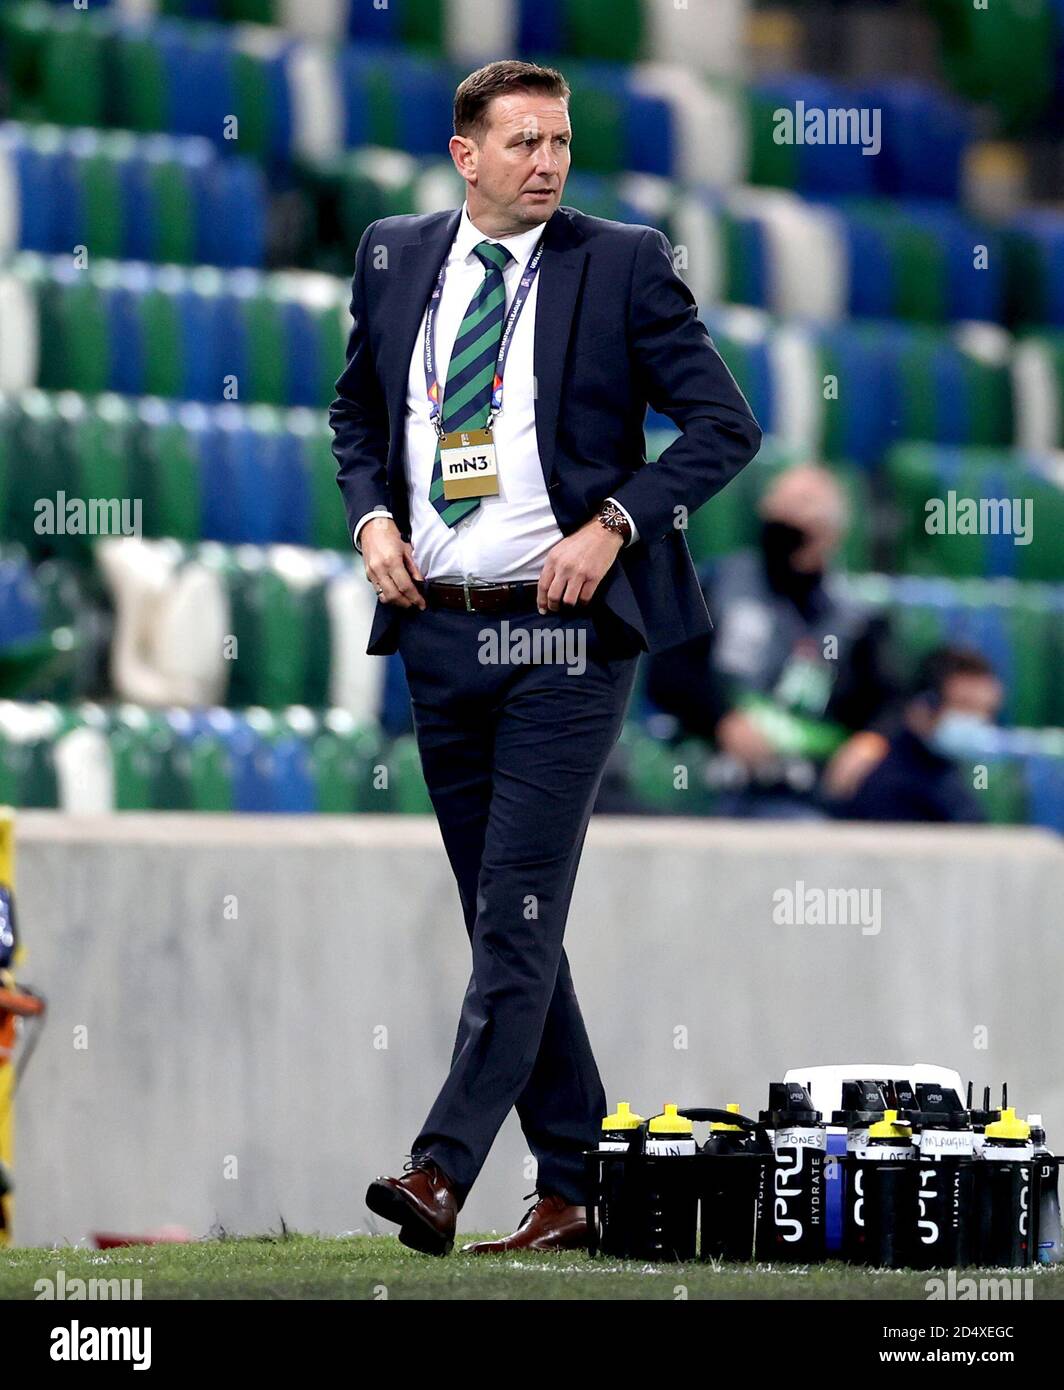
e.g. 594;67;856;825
3;1234;1063;1299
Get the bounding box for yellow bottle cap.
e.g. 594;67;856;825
648;1102;694;1135
868;1108;912;1140
709;1102;744;1132
985;1107;1031;1142
601;1101;645;1131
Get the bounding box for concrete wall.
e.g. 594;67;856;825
8;813;1063;1247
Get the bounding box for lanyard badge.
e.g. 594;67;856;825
438;427;498;499
425;236;545;501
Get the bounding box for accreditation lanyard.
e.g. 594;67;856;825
424;235;546;439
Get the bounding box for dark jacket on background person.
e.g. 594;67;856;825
645;548;898;745
839;727;986;824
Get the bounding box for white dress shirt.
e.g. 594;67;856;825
354;201;636;580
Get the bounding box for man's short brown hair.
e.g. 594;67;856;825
453;60;570;142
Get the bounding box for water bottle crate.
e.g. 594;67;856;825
584;1148;768;1263
583;1086;1061;1268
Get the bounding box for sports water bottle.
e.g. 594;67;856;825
975;1106;1034;1268
910;1085;976;1269
700;1103;757;1158
697;1104;772;1262
843;1109;917;1268
641;1104;698;1261
834;1080;888;1264
1028;1116;1063;1266
756;1082;826;1262
593;1101;645;1259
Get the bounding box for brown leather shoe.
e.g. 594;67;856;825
366;1157;459;1257
460;1192;588;1254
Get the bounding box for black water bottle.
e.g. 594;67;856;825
1029;1116;1063;1266
834;1080;888;1264
976;1106;1035;1268
640;1103;698;1262
696;1104;772;1262
842;1105;917;1268
910;1085;976;1269
756;1082;826;1263
593;1101;646;1259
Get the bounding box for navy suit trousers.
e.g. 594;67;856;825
395;601;638;1208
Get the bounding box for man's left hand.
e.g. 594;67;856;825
537;517;624;614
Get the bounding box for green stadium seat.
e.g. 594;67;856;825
113;31;170;135
186;730;234;812
567;80;625;176
310;715;384;813
568;0;645;63
78;138;126;261
42;18;106;128
109;706;164;809
387;732;433;813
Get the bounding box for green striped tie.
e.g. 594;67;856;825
429;240;514;526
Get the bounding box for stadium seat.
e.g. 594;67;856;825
838;573;1064;729
885;443;1064;583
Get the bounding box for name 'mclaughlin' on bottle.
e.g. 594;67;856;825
909;1084;976;1270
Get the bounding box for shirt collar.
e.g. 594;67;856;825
451;201;544;271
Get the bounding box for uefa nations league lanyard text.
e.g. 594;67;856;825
423;236;546;440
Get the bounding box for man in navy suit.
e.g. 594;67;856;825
331;59;761;1256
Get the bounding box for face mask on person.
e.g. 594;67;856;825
759;519;820;601
929;710;993;760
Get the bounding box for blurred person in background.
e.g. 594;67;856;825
833;646;1004;824
645;464;898;818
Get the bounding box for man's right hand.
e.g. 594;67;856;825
361;517;427;609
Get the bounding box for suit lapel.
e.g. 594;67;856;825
384;208;462;455
533;211;587;491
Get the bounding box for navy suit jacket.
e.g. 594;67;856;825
329;203;762;657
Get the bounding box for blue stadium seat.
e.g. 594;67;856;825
271;735;317;812
859;80;967;200
623;92;674;179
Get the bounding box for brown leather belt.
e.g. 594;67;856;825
420;579;542;615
